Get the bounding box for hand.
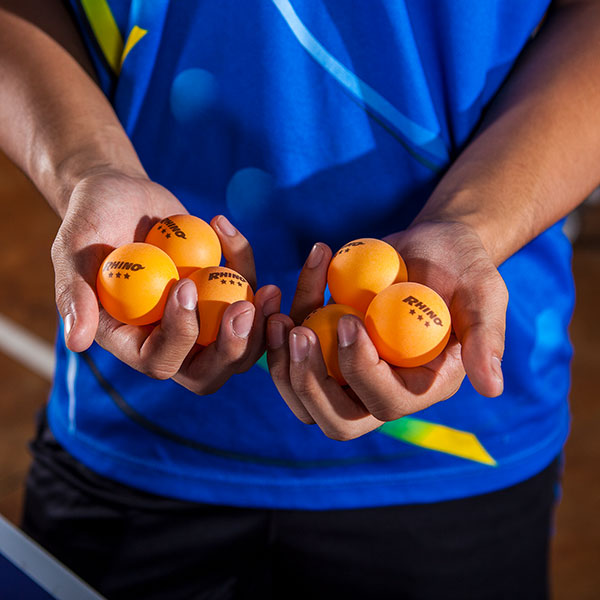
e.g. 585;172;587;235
52;169;280;394
266;221;507;440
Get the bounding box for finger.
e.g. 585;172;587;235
451;273;508;397
211;215;257;290
337;316;465;421
174;284;281;394
51;233;104;353
229;284;281;371
96;278;199;379
288;326;382;440
266;314;315;424
137;279;199;377
289;243;332;325
172;300;254;393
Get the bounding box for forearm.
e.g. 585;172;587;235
0;3;145;218
415;0;600;265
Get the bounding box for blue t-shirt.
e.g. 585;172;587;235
49;0;572;508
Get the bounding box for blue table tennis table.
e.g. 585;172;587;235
0;513;105;599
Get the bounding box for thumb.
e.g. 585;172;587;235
289;242;332;325
51;235;102;353
452;272;508;398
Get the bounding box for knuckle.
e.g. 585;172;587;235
214;345;242;371
294;277;318;300
51;243;71;281
496;281;509;307
191;381;216;396
231;360;252;374
476;271;509;306
140;361;177;381
165;324;199;348
339;357;369;382
50;236;63;264
54;280;72;311
297;413;315;425
290;375;316;399
226;350;260;375
369;402;406;422
268;359;290;384
323;425;359;442
443;383;462;401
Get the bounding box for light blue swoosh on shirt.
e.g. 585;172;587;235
270;0;449;169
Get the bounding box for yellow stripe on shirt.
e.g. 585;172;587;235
80;0;123;73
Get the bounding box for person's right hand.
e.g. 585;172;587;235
52;169;280;395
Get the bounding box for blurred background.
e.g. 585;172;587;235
0;150;598;598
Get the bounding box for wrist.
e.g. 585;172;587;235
33;123;147;218
411;188;506;266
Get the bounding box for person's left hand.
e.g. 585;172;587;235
266;221;508;441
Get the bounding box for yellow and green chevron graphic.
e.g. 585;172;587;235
257;353;495;465
378;418;496;466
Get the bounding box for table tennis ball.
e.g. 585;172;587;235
97;242;179;326
302;304;364;385
145;214;221;277
365;282;451;367
188;266;254;346
327;238;408;313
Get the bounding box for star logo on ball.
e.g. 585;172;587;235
424;321;430;327
417;314;423;320
409;309;415;315
115;272;121;278
165;233;171;239
108;272;113;278
220;279;227;284
124;273;130;279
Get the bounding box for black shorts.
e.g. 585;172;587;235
22;412;560;600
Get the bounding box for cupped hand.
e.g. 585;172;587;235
266;221;508;440
52;170;280;395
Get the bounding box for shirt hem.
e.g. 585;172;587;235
47;401;569;510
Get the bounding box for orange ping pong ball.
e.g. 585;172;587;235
96;242;179;326
145;214;222;277
188;266;254;346
327;238;408;313
365;282;451;368
302;304;364;385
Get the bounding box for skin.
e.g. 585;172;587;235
0;1;282;395
266;0;600;439
1;2;599;429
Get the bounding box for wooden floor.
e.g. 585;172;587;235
0;151;598;597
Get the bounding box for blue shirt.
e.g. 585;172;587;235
49;0;572;508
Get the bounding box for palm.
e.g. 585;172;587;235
63;171;186;249
53;170;281;395
266;221;507;440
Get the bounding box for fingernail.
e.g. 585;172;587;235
217;215;237;237
492;356;504;391
177;280;197;311
305;244;324;269
267;320;285;349
338;317;358;348
64;313;74;340
262;293;280;317
232;309;254;338
290;332;309;362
